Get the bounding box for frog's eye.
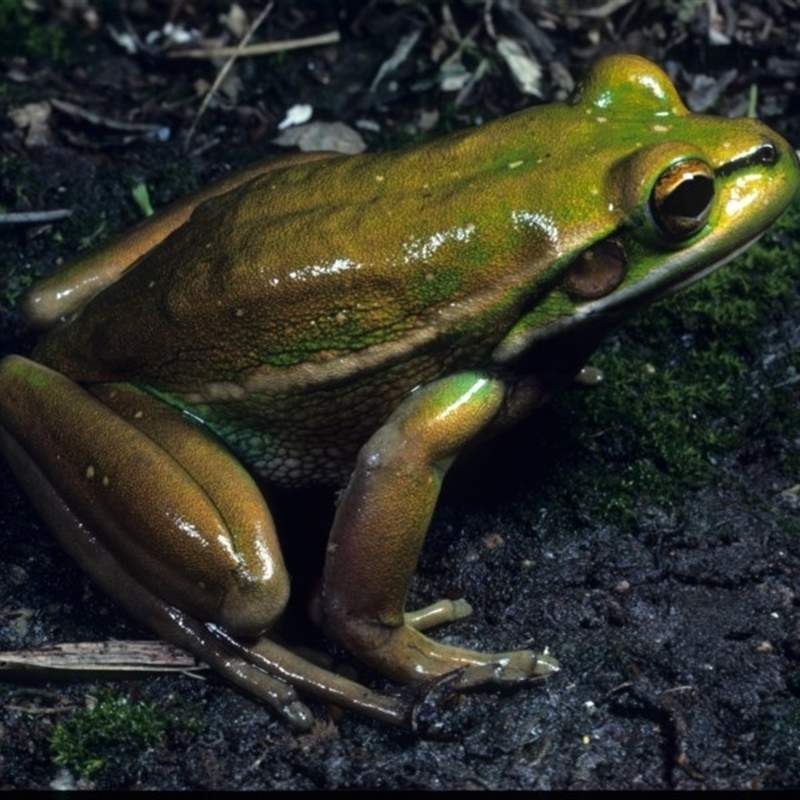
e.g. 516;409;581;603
563;239;627;300
649;158;714;240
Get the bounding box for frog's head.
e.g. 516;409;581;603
494;54;800;365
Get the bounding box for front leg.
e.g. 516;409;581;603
320;373;558;687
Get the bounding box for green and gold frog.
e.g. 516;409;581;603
1;55;797;729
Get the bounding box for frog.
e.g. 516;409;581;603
1;54;797;730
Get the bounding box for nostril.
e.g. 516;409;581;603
755;141;779;166
716;139;783;178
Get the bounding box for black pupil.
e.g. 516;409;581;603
660;174;714;219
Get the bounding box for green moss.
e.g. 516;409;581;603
533;195;800;527
49;688;200;782
0;0;71;61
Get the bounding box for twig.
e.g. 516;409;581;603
50;97;164;134
169;30;340;59
0;209;73;224
0;640;204;674
184;2;273;150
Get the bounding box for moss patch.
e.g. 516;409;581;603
534;194;800;527
50;688;201;783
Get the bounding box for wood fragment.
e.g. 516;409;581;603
0;640;206;675
0;209;73;224
168;30;340;59
185;2;274;149
50;97;164;134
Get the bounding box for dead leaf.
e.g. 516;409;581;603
272;121;366;154
222;2;250;39
370;29;422;93
8;101;53;148
496;36;542;97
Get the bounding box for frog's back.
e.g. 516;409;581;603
35;106;608;399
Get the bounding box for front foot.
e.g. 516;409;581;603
324;611;558;689
402;599;559;687
320;373;559;698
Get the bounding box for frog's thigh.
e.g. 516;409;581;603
0;355;288;638
21;153;340;329
321;372;553;684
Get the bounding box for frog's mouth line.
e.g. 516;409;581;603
622;232;764;307
509;231;764;357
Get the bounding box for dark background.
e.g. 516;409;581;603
1;1;800;789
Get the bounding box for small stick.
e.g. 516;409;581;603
169;30;340;59
0;209;73;224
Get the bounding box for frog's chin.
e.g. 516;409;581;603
636;233;764;306
496;232;763;364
